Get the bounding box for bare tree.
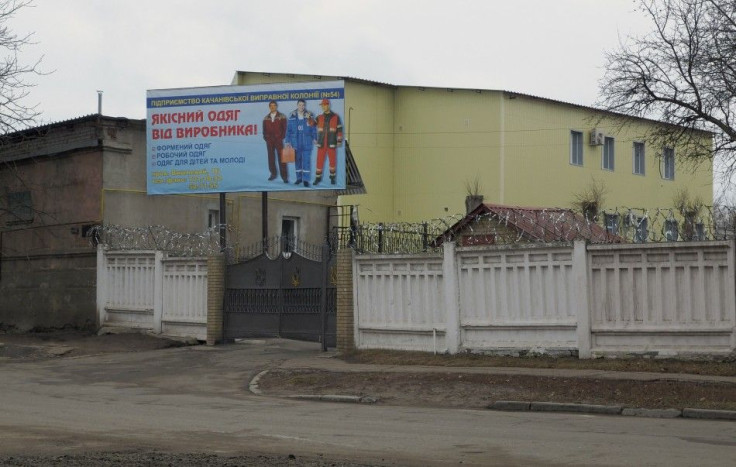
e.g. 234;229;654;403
0;0;41;134
0;0;44;226
598;0;736;176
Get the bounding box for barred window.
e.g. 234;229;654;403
663;147;675;180
633;142;645;175
603;137;614;171
570;131;583;166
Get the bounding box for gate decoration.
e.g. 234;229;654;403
224;245;336;347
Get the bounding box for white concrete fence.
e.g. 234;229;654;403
353;241;736;357
96;248;208;340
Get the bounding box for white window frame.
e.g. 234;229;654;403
281;216;300;253
570;131;583;166
633;142;645;175
662;147;675;180
602;136;615;171
207;209;219;229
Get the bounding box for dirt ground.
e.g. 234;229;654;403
0;329;187;361
258;368;736;411
0;452;378;467
259;350;736;411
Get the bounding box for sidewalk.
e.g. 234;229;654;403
278;349;736;384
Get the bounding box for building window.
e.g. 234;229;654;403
207;209;219;229
604;213;619;235
570;131;583;166
694;222;705;241
633;142;645;175
663;147;675;180
664;219;679;242
5;191;33;225
603;136;614;171
624;213;648;243
281;217;299;253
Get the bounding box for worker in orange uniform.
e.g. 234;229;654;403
313;98;342;185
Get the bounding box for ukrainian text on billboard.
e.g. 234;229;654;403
146;81;345;194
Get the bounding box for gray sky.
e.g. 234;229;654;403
14;0;651;123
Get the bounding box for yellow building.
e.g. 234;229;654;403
232;71;713;223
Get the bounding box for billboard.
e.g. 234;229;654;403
146;80;345;194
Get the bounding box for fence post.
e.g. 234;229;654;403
378;223;384;253
573;240;591;358
207;253;226;345
348;205;357;248
443;242;460;354
730;239;736;353
422;222;428;252
96;245;107;328
153;250;164;334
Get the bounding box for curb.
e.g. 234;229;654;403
682;408;736;421
622;408;682;418
247;371;378;404
288;394;378;404
249;369;269;395
531;402;623;415
488;401;736;421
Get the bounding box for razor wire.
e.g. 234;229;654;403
90;205;736;257
91;224;339;263
91;224;227;257
339;205;736;254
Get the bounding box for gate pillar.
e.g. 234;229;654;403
336;248;355;353
207;253;226;345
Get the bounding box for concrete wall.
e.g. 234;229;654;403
0;252;97;331
0;119;105;331
352;241;736;358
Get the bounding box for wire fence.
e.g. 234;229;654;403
337;205;736;255
90;205;736;257
91;225;338;263
91;224;225;257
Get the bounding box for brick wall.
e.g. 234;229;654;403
336;248;354;352
206;254;226;345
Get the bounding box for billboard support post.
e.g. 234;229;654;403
219;192;226;253
261;191;268;252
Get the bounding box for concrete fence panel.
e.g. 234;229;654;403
588;241;736;355
162;257;208;340
99;251;156;328
457;245;578;352
354;254;445;352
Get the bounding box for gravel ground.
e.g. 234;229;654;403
0;452;383;467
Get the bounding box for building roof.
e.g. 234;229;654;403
232;70;713;135
0;114;142;141
435;203;621;245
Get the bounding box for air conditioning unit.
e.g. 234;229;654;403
589;128;605;146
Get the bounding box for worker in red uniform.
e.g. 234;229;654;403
313;98;342;185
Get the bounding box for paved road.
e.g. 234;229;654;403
1;339;735;466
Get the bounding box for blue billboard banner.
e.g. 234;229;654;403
146;80;345;194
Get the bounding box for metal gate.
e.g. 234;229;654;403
223;243;336;347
